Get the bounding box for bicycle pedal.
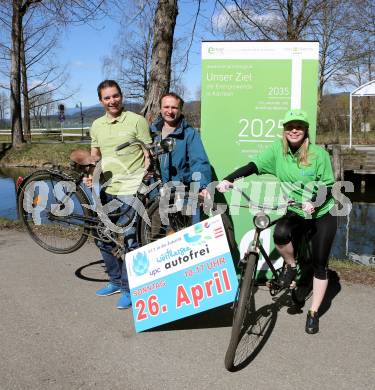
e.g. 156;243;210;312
266;280;281;296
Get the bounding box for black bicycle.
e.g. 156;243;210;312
224;185;313;371
16;138;220;255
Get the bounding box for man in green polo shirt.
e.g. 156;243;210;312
86;80;151;309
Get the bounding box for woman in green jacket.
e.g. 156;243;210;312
217;109;337;334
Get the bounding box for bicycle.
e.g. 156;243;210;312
224;185;313;371
16;137;220;256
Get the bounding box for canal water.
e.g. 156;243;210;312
0;167;33;220
1;167;374;264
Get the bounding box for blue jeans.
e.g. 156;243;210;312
95;191;138;292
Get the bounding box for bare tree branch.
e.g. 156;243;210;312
216;0;251;39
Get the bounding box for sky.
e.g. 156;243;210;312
1;1;357;112
60;1;219;108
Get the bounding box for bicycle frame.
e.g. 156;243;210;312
17;164;196;255
231;185;309;292
244;216;283;288
17;165;149;253
224;186;314;371
17;137;218;257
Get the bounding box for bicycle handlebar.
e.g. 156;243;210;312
115;138;176;155
115;141;131;151
230;184;303;211
115;140;151;152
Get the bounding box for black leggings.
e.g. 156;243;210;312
273;211;337;280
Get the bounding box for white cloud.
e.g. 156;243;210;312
212;5;281;34
212;4;239;31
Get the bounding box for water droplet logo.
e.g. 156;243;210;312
183;223;212;244
132;251;149;276
183;223;201;243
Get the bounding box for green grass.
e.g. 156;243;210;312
0;217;24;230
329;258;375;271
0;143;90;168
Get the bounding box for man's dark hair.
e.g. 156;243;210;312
159;92;184;109
97;80;123;100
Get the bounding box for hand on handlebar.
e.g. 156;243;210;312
302;201;315;214
143;167;155;180
199;188;211;200
216;180;233;193
83;174;93;188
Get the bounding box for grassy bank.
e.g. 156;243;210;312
0;217;24;230
0;143;90;168
316;131;375;145
329;258;375;286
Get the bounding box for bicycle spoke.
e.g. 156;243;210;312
19;171;91;254
140;195;193;245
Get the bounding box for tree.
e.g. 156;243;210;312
213;0;326;40
29;86;54;128
141;0;178;122
332;0;374;88
102;1;155;102
21;11;75;140
0;90;9;122
7;0;107;147
10;0;37;147
212;0;374;114
309;0;354;109
351;0;375;35
103;0;188;116
211;0;331;109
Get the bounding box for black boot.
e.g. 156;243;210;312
305;310;319;334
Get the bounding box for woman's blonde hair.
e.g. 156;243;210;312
282;129;310;166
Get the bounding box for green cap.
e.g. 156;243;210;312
282;109;309;127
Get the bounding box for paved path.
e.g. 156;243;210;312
0;230;374;390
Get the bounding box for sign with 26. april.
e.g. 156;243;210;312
126;215;238;332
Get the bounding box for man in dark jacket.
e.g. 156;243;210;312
150;92;212;223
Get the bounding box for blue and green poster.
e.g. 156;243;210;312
201;41;319;273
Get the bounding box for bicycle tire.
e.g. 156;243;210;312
18;170;91;254
224;253;257;371
139;195;192;246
